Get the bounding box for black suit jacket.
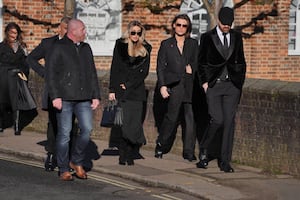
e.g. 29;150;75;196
156;37;198;101
26;35;60;109
198;27;246;89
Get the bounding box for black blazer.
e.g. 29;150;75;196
26;35;60;109
109;38;152;102
156;37;198;102
198;27;246;89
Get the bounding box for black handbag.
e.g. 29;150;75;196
16;76;37;110
100;101;122;127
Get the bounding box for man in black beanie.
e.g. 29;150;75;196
197;7;247;172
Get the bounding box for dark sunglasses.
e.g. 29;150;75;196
130;31;142;36
176;23;188;28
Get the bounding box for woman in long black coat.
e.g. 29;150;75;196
108;20;152;165
0;22;36;135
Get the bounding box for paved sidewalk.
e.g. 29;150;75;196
1;129;300;200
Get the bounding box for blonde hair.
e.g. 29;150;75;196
122;20;148;57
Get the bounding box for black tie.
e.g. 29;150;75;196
223;33;228;48
220;32;229;80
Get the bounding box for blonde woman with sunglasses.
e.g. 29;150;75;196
108;20;152;166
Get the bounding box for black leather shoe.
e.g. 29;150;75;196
127;159;134;166
196;160;208;169
45;153;57;171
220;162;234;173
0;127;3;132
14;131;21;135
183;154;197;162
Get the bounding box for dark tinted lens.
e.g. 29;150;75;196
176;23;188;28
130;31;142;36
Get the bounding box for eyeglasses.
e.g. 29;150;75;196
176;23;188;28
130;31;142;36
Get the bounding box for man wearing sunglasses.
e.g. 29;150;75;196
154;14;198;161
197;7;247;172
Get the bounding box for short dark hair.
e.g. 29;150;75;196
61;16;72;24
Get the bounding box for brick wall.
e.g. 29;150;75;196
3;0;299;81
234;79;300;176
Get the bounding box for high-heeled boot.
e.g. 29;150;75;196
14;110;21;135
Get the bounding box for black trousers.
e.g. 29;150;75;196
200;81;240;163
45;103;58;154
157;82;195;154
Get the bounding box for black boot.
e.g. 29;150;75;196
154;142;163;158
45;153;57;171
118;138;127;165
126;143;135;166
196;149;208;169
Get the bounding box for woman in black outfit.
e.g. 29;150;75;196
108;20;152;165
0;22;36;135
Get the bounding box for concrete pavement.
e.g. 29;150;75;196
1;129;300;200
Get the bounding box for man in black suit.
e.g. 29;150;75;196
26;17;72;171
197;7;246;172
154;14;198;161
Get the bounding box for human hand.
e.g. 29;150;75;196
186;64;192;74
108;93;116;101
91;99;100;110
52;98;62;110
160;86;170;99
202;82;208;93
120;84;126;90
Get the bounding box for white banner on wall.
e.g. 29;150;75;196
74;0;121;56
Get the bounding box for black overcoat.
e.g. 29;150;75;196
26;35;60;109
109;38;152;102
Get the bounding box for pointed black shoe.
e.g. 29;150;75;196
197;148;208;168
196;160;208;169
219;162;234;173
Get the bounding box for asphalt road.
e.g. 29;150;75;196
0;156;200;200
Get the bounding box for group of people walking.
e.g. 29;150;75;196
0;6;246;181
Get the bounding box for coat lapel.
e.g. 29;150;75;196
226;31;235;60
211;29;224;59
